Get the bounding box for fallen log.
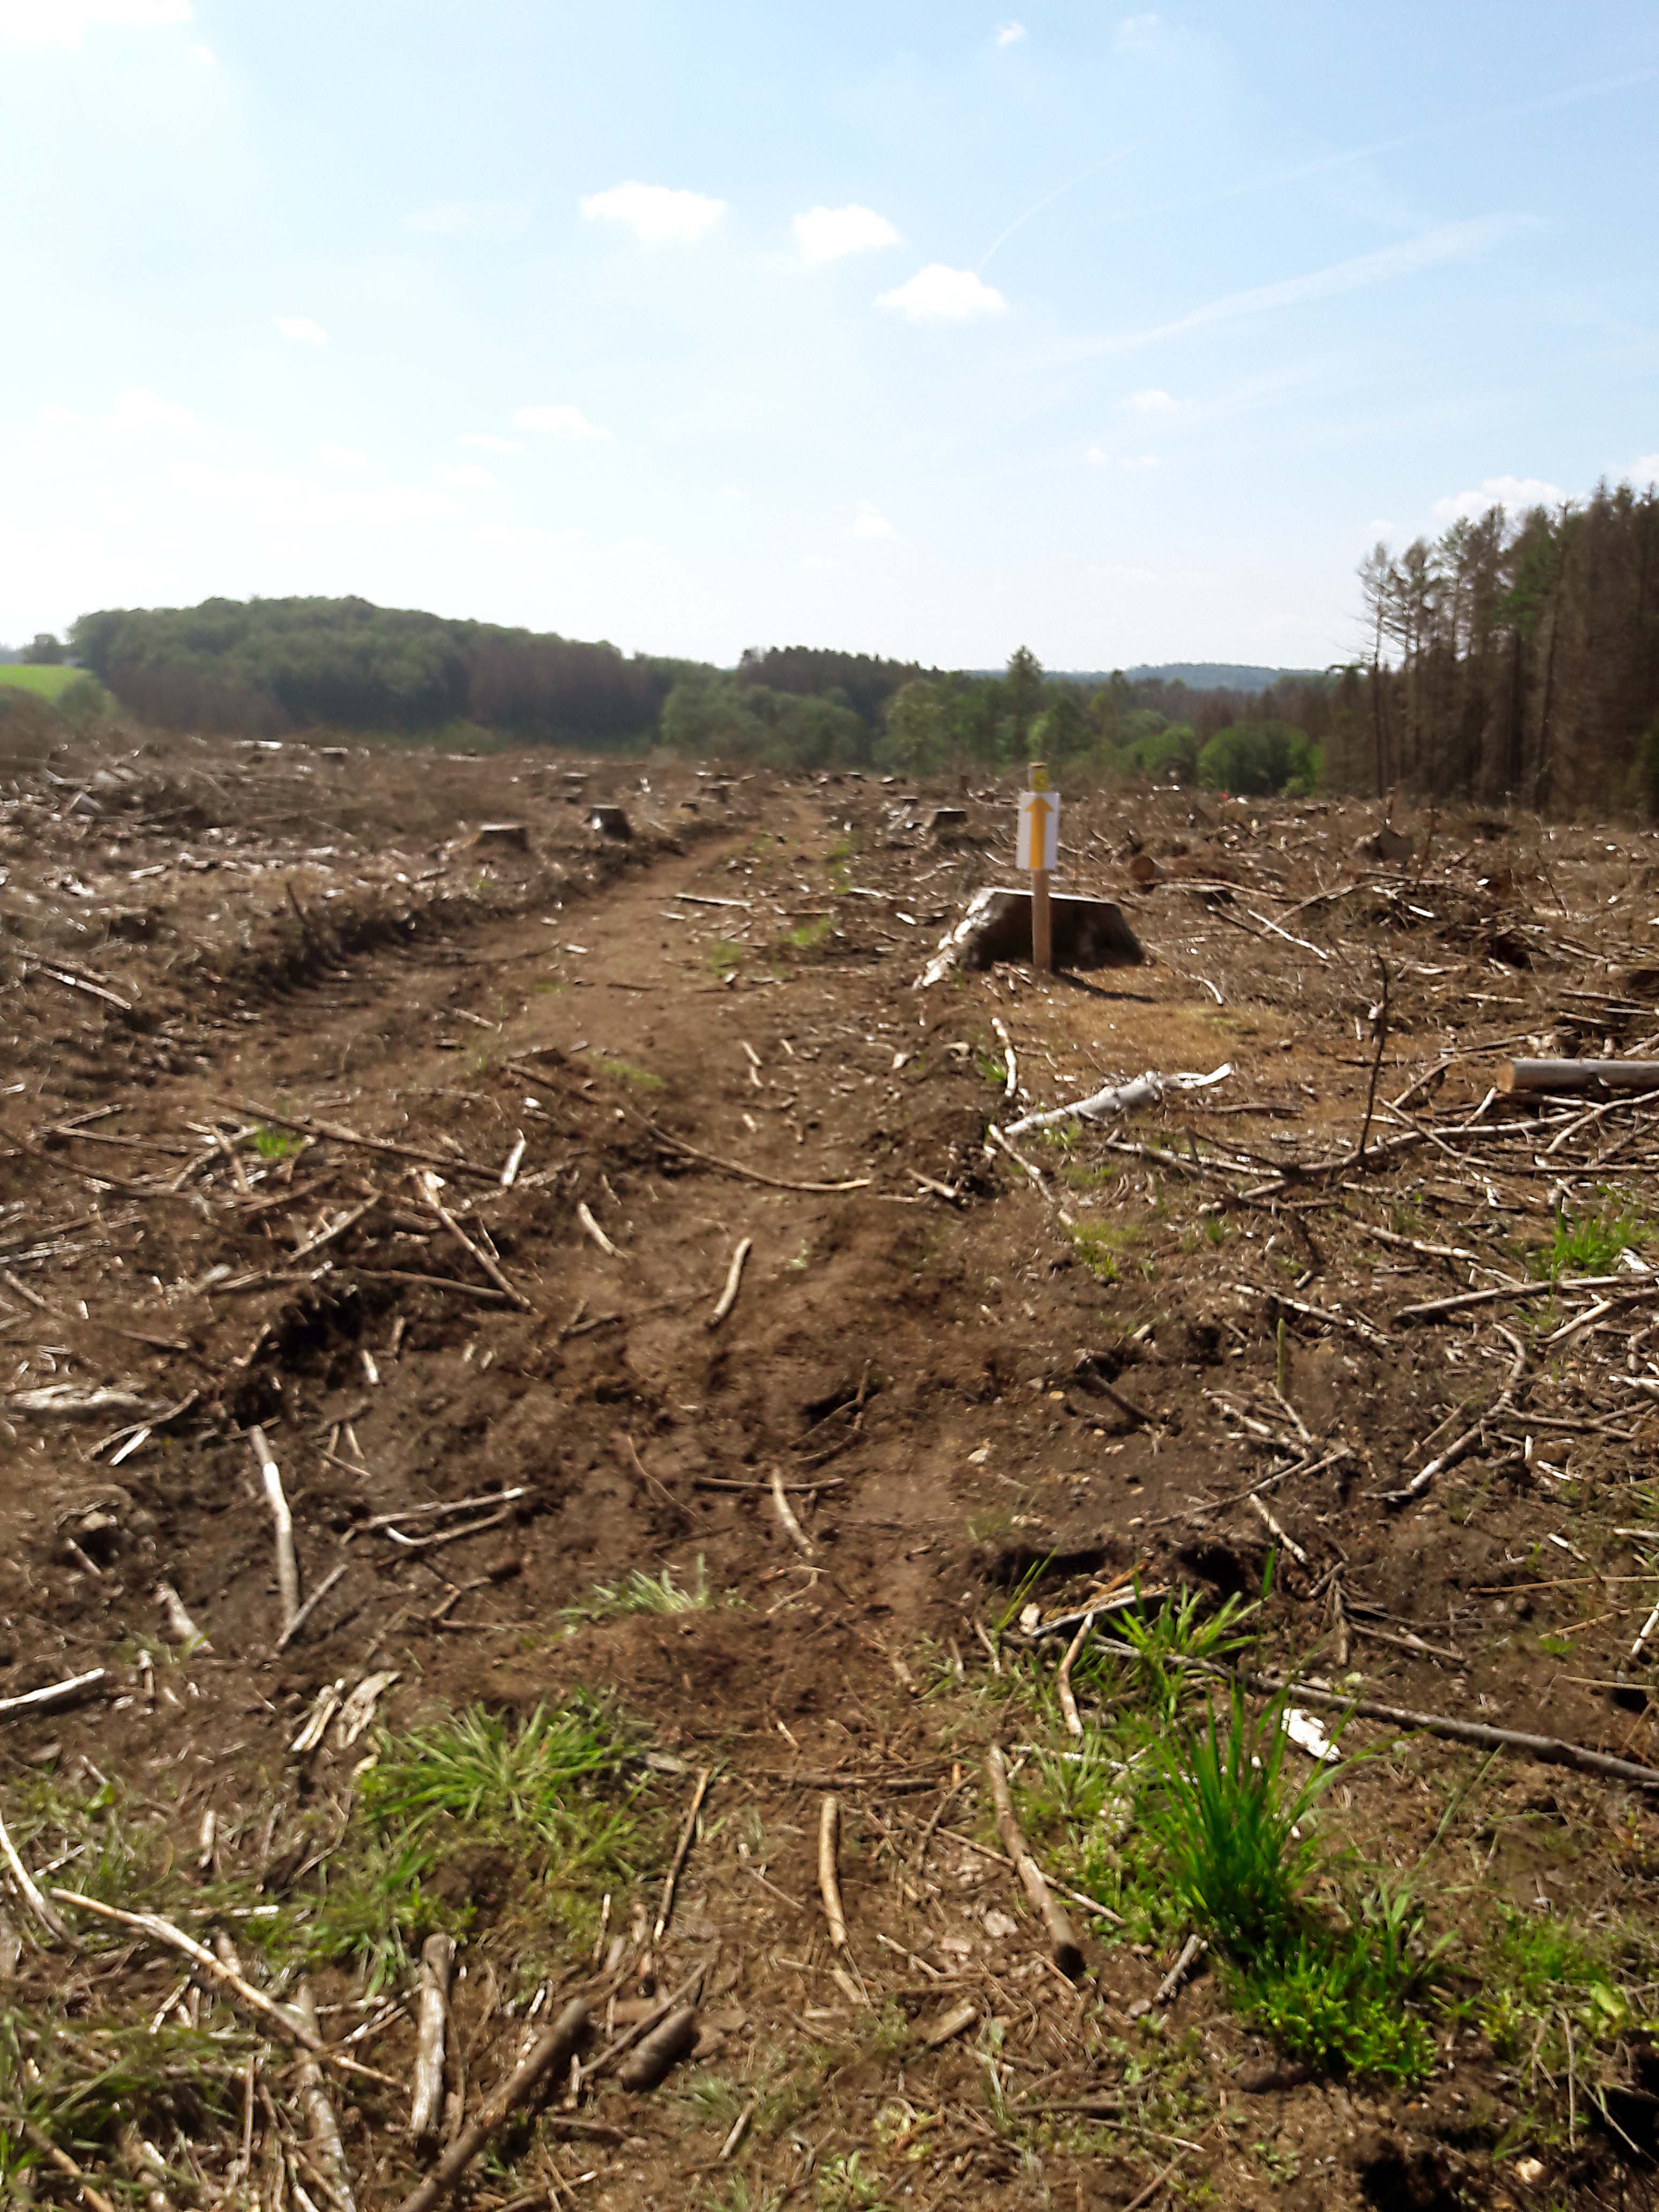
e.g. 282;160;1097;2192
1500;1058;1659;1095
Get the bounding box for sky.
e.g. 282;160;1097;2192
2;1;1656;671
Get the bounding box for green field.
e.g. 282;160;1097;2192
0;663;81;700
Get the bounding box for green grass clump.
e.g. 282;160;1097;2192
1148;1686;1331;1952
0;2013;248;2189
594;1053;666;1092
1069;1222;1120;1283
1145;1688;1444;2081
1534;1203;1645;1281
284;1698;653;1986
708;939;743;974
251;1124;304;1161
563;1557;736;1621
363;1698;634;1842
783;915;833;954
1479;1907;1641;2067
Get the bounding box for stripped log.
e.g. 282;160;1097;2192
984;1745;1083;1977
1500;1058;1659;1095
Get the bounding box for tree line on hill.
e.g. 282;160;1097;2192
63;597;694;748
28;472;1659;812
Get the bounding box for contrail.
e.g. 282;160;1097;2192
978;147;1141;273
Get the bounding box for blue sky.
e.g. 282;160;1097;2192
2;1;1656;670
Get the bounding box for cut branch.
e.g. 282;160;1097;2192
984;1745;1083;1977
818;1794;848;1949
247;1425;300;1636
707;1236;753;1329
409;1932;454;2149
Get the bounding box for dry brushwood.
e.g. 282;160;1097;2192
389;1998;588;2212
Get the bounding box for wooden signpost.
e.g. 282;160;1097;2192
1018;763;1059;973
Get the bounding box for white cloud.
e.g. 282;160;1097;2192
1086;444;1109;466
876;264;1008;323
1432;474;1566;522
0;0;190;44
579;181;726;244
406;200;531;238
514;405;612;440
1086;446;1159;470
1115;12;1160;51
460;433;524;453
318;444;367;469
1124;386;1176;413
852;502;895;540
437;463;499;491
1633;455;1659;483
42;387;195;434
794;204;901;265
996;21;1027;46
275;316;328;346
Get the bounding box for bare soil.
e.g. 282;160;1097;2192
5;721;1659;2209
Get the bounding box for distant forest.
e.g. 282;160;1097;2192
28;473;1659;812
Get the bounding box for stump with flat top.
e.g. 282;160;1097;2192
919;886;1144;985
587;805;632;840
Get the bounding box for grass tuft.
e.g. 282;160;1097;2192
1145;1688;1444;2081
251;1124;304;1161
563;1557;737;1621
1534;1202;1645;1281
363;1698;634;1842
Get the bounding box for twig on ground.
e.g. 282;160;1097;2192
274;1561;349;1652
646;1121;871;1193
0;1668;106;1721
0;1802;71;1940
770;1466;816;1557
707;1236;753;1328
417;1170;533;1309
247;1425;301;1637
1056;1613;1094;1739
576;1199;624;1258
654;1767;713;1944
984;1746;1083;1977
818;1794;848;1949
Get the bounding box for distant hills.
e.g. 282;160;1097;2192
1085;662;1327;693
